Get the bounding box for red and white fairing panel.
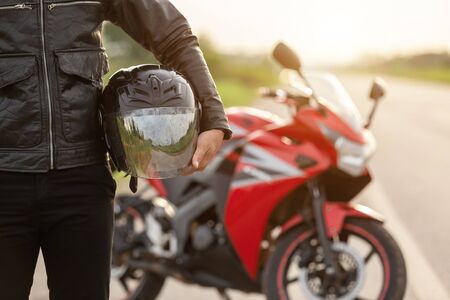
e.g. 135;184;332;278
226;107;303;187
226;107;285;138
223;107;332;277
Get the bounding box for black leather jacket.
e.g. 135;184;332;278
0;0;231;172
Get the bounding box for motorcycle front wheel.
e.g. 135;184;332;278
263;219;407;300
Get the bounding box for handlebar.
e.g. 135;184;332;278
259;87;310;107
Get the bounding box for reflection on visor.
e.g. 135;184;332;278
111;107;199;179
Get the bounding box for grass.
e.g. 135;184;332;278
216;79;258;107
384;66;450;84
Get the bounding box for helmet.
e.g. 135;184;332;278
101;65;199;179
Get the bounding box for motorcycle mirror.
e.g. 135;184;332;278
279;70;310;94
369;77;387;101
273;42;302;71
365;77;387;128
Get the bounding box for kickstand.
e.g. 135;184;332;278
217;288;232;300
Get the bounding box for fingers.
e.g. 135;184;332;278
180;164;196;176
182;146;213;175
182;130;224;176
180;148;211;176
196;146;215;171
192;139;214;170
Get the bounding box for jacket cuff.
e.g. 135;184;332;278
200;125;233;140
199;113;233;140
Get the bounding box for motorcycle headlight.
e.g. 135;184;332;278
320;124;376;176
335;131;376;176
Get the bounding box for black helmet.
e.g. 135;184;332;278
101;64;199;179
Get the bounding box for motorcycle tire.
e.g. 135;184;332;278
126;272;166;300
263;219;407;300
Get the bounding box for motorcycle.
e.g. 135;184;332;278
111;42;407;300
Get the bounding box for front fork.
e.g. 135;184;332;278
307;179;340;277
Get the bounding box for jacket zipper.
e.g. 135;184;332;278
39;0;55;169
0;3;32;10
48;1;101;11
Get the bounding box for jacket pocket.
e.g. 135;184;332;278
55;48;109;143
47;1;101;11
0;54;42;148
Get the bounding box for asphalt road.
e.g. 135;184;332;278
341;73;450;298
29;73;450;299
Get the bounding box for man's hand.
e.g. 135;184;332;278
183;129;224;175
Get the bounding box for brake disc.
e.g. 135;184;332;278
299;242;366;300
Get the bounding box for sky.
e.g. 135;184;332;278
171;0;450;65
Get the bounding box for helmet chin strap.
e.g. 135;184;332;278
129;176;138;193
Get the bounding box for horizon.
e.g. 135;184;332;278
171;0;450;66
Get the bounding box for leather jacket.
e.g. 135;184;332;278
0;0;231;173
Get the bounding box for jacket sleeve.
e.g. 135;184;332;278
104;0;232;139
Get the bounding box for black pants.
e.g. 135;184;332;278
0;164;116;300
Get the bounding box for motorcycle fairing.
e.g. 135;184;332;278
225;177;304;278
324;202;384;236
226;107;285;138
144;106;375;280
224;127;331;278
153;139;243;206
320;168;372;201
280;202;385;238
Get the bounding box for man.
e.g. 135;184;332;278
0;0;231;299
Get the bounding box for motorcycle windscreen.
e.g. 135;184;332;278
109;107;199;179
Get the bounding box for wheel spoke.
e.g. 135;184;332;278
119;276;130;293
364;248;376;264
339;231;350;242
286;276;299;285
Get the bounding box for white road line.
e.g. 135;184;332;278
364;181;450;300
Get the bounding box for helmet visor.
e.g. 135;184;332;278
107;107;199;179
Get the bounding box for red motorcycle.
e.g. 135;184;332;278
112;43;407;300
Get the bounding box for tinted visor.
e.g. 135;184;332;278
107;107;199;179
